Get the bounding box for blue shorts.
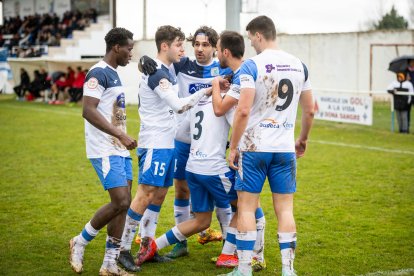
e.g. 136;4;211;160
137;148;174;187
90;155;132;190
186;170;237;213
235;152;296;194
174;140;190;180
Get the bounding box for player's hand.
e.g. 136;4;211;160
139;55;157;75
295;138;307;158
228;148;239;170
219;78;230;92
119;133;138;150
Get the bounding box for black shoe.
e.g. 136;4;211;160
118;250;141;272
149;252;173;263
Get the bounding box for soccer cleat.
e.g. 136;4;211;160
135;237;157;266
215;253;238;268
197;228;223;245
165;240;189;259
251;256;266;272
134;233;141;245
150;252;173;263
117;250;141;272
210;256;218;263
281;268;297;276
69;238;84;274
217;267;252;276
99;263;135;276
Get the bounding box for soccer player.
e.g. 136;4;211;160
117;25;213;271
226;16;314;276
69;27;137;276
211;31;266;272
135;45;238;268
138;26;233;259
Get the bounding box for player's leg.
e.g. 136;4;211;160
166;140;191;258
226;152;268;276
252;203;266;272
70;155;132;274
269;152;297;276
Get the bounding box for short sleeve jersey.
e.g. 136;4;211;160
171;57;232;143
239;49;311;152
185;95;233;175
83;60;130;158
138;59;179;149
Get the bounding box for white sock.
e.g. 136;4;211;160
120;208;142;251
174;198;190;225
215;205;232;239
75;221;99;246
221;226;237;255
278;232;297;271
140;204;161;238
254;208;266;261
102;236;121;267
236;230;256;275
155;226;186;250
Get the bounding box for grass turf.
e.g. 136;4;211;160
0;95;413;275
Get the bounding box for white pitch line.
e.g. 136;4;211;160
312;140;414;155
355;268;414;276
1;103;82;117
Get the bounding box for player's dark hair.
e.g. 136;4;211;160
155;25;185;53
219;31;245;59
104;27;133;53
187;26;219;48
246;15;276;41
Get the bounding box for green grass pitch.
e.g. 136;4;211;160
0;95;413;275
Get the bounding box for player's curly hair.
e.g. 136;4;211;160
104;27;133;53
187;26;219;48
155;25;185;53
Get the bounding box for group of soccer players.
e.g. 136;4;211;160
69;14;314;276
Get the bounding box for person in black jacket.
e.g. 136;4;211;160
13;68;30;100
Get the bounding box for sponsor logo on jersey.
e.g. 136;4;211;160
211;67;219;76
195;150;207;158
259;118;279;128
116;93;125;108
283;120;294;130
87;77;98;89
265;64;276;73
189;83;211;94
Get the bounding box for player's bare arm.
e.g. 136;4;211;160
82;96;137;150
212;77;237;116
295;90;314;158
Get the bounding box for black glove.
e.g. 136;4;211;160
139;55;157;75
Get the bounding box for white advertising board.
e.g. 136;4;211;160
314;92;373;125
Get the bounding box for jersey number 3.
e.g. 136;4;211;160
193;111;204;140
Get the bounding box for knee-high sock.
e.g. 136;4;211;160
155;226;186;250
140;204;161;238
120;208;142;251
278;232;297;271
75;221;99;246
254;207;266;261
236;230;256;275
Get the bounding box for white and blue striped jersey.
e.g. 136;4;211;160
185;94;233;175
171;57;232;143
138;59;179;149
83;60;130;158
239;49;311;152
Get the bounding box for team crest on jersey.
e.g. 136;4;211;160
159;78;171;91
189;83;211;94
211;67;219;76
87;77;98;89
116;93;125;108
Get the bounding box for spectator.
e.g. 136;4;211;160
28;70;44;99
68;66;86;103
387;72;414;133
13;68;30;100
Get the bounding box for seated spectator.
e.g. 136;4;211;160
28;70;44;100
68;66;86;103
13;68;30;100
